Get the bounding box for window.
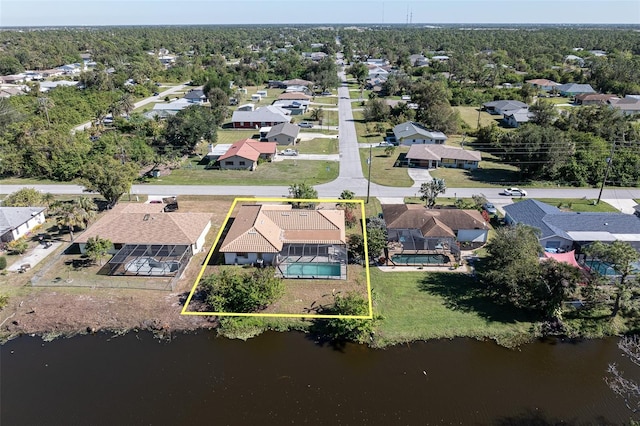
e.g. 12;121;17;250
237;252;248;258
225;161;234;165
239;161;246;166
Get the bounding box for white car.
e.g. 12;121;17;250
503;187;527;197
281;148;298;156
378;141;394;147
297;122;313;128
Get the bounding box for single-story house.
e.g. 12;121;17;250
609;97;640;116
409;54;429;67
503;199;640;252
231;106;291;129
406;144;482;170
482;100;528;115
206;143;232;161
218;138;277;170
574;93;618;106
525;79;560;91
266;122;300;145
393;121;447;145
277;92;312;101
219;204;347;279
283;78;313;88
381;204;488;261
564;55;586;66
184;89;207;104
39;80;80;92
285;85;312;95
74;203;212;277
0;207;46;242
556;83;596;97
368;65;390;79
503;108;534;128
145;98;191;119
271;99;309;115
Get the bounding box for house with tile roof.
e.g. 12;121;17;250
381;204;489;261
574;93;619;106
0;207;46;242
503;199;640;252
405;144;482;170
218;138;277;170
231;105;292;129
393;121;448;146
219;204;347;279
265;122;300;145
525;79;560;91
277;92;313;101
74;203;212;277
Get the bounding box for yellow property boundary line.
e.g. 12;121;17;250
181;197;373;319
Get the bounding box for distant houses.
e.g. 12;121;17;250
525;79;560;91
556;83;596;97
405;144;481;170
482;100;528;115
231;105;292;129
609;96;640;116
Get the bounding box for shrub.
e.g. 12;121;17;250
7;238;28;255
0;256;6;270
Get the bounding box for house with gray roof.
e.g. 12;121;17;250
0;207;46;242
503;199;640;252
482;100;528;115
406;144;481;170
503;108;534;128
393;121;447;146
557;83;596;97
184;89;207;104
266;122;300;145
609;97;640;116
231;106;291;129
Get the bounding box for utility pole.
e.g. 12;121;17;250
366;145;372;204
596;140;617;205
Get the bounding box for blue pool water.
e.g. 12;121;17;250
286;263;341;277
392;254;449;265
584;260;618;276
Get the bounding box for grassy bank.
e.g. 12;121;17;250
370;268;537;347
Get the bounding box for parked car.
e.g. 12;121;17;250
502;187;527;197
152;92;159;96
320;91;332;96
298;122;313;128
482;203;498;215
378;141;394;147
281;148;298;156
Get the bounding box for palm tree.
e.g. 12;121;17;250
55;203;84;242
118;93;135;117
75;197;98;227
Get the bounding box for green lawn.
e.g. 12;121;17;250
359;146;414;187
430;160;522;188
148;158;338;186
525;198;619;212
295;137;339;154
217;129;260;144
352;111;388;143
371;269;536;347
454;106;500;130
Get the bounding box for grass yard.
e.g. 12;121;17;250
430;159;521;188
311;96;339;106
526;198;619;213
352;111;388;143
454;106;500;130
295;137;339;154
217;129;261;144
371;269;536;347
359;146;414;187
149;158;338;186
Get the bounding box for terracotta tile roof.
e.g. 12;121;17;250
219;204;346;252
75;205;211;245
218;139;277;161
525;79;560;86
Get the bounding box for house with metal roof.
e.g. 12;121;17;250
574;93;618;106
503;108;534;128
503;199;640;252
266;122;300;145
219;204;347;279
393;121;447;146
557;83;596;97
405;144;481;170
231;105;291;129
482;100;528;115
0;207;46;242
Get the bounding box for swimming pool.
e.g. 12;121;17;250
391;254;449;265
286;262;341;277
583;260;618;276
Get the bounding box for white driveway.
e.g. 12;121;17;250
298;132;339;141
602;198;638;214
273;154;340;161
408;168;432;188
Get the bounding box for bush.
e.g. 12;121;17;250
7;238;28;255
0;256;6;270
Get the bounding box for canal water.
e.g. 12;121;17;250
1;331;638;425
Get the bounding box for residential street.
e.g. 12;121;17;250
4;75;640;210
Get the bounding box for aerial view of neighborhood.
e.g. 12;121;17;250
1;1;640;423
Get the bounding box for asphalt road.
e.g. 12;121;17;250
6;76;640;204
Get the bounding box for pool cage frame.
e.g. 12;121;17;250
386;229;459;265
275;243;347;280
106;243;192;277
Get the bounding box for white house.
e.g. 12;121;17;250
0;207;46;242
393;121;448;145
